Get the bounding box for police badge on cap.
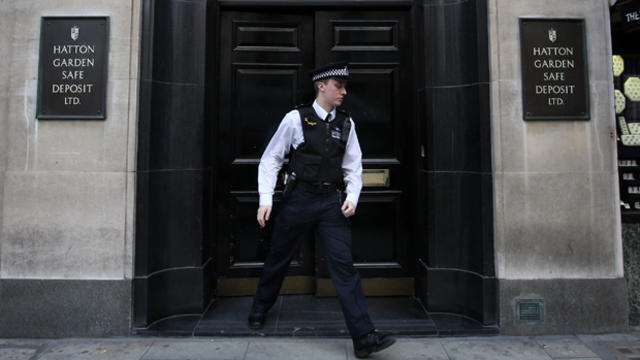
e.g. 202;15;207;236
310;61;349;82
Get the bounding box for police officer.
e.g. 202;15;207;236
248;62;395;358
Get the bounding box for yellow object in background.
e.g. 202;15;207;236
624;77;640;101
613;55;624;77
615;89;626;114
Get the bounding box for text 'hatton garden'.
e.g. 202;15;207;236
532;46;576;106
51;44;96;105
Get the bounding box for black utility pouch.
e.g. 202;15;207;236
282;174;297;199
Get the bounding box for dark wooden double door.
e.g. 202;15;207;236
216;8;414;296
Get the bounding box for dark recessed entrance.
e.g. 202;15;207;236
133;0;497;336
216;8;414;297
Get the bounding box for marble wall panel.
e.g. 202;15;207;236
499;171;620;279
9;0;133;40
495;80;616;174
493;0;609;82
490;0;621;279
0;0;139;280
1;171;127;279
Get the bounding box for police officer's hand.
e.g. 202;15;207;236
257;205;272;228
341;200;356;217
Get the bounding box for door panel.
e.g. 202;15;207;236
233;66;299;160
217;11;315;289
217;9;414;296
315;10;413;286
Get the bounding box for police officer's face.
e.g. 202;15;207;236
319;78;347;107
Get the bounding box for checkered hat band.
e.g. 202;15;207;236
312;67;349;81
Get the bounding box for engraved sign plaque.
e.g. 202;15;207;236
519;18;589;121
37;17;109;119
619;1;640;32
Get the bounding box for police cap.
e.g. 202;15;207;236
310;61;349;82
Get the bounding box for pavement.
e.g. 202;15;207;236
2;333;640;360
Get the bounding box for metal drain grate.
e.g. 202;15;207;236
515;299;543;324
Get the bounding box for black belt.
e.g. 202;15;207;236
297;180;340;193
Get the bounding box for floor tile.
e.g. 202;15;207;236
142;340;248;360
143;314;200;336
606;342;640;360
346;339;448;360
442;339;552;360
192;295;436;337
37;340;152;360
366;297;431;320
195;296;278;336
577;334;640;360
276;308;345;323
280;295;343;313
535;337;599;358
0;347;38;360
274;318;350;337
245;340;347;360
431;313;499;336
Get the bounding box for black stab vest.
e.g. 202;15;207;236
289;105;351;184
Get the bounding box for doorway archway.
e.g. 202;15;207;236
133;0;497;335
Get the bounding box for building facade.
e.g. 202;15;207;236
0;0;628;337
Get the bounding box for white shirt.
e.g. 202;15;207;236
258;100;363;207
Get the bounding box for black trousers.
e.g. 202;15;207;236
252;187;375;339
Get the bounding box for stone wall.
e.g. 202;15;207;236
0;3;11;266
0;0;140;336
623;222;640;326
489;0;628;334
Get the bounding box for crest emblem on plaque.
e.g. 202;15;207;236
71;26;79;41
548;28;557;42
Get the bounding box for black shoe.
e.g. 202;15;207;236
248;307;266;330
353;330;396;358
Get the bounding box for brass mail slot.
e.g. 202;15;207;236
362;169;390;187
